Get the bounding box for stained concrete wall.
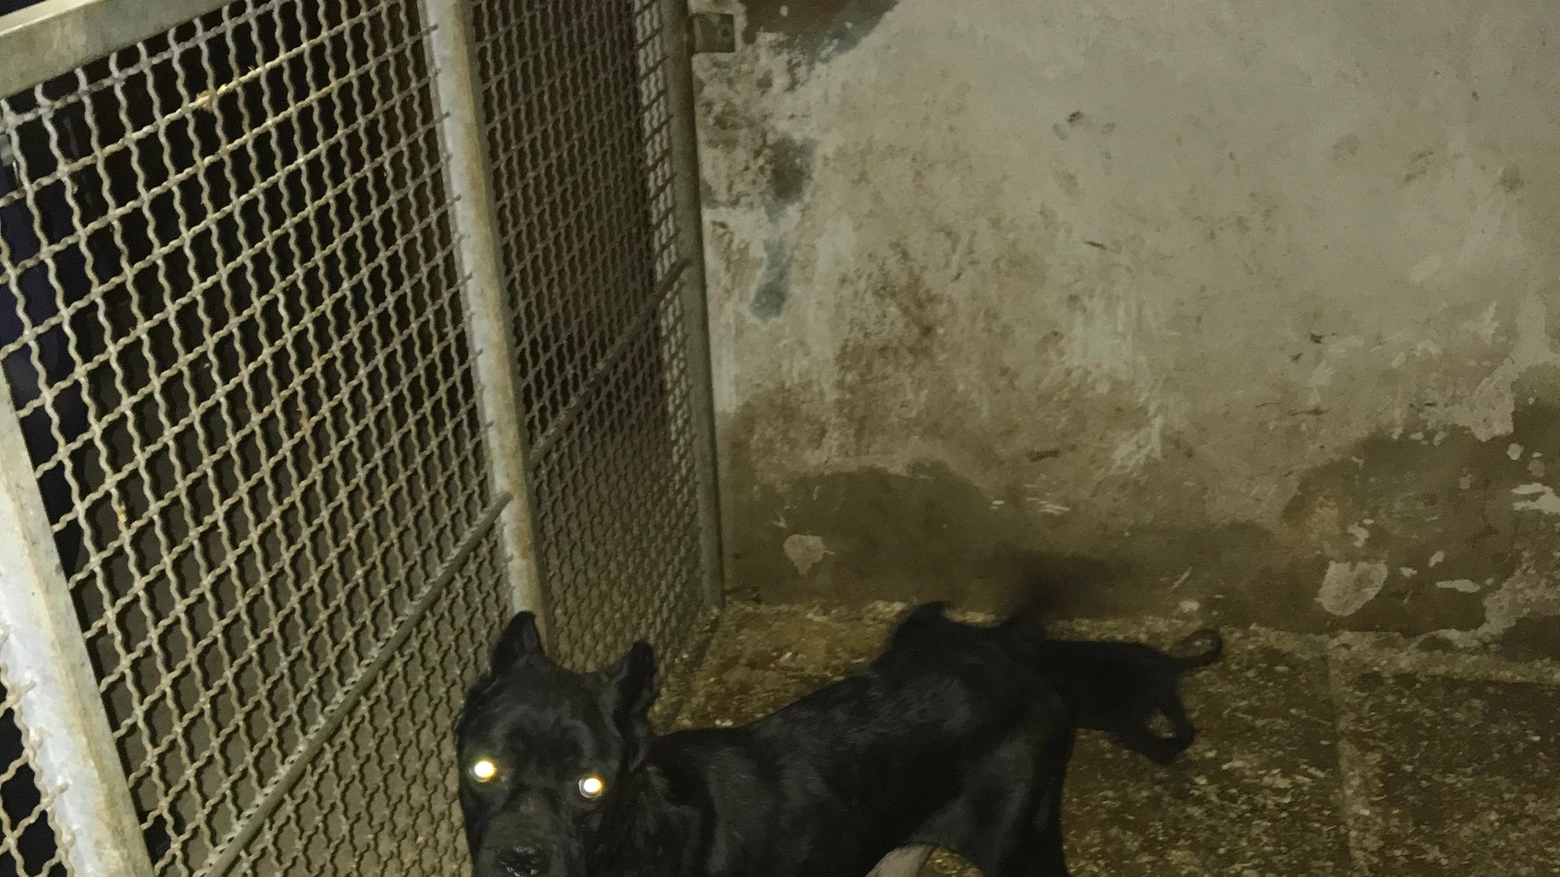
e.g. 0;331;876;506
693;0;1560;654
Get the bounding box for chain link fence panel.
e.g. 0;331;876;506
0;0;717;872
0;674;73;876
470;0;719;676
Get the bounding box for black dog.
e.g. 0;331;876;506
860;618;1224;877
1034;629;1224;765
456;604;1076;877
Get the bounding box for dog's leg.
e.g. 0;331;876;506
1025;723;1073;877
980;716;1074;877
865;844;933;877
911;716;1074;877
1109;721;1189;766
1160;695;1197;747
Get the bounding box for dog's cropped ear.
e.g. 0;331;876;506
491;611;547;672
599;641;657;767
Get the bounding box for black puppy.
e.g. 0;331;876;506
456;604;1076;877
1033;629;1223;765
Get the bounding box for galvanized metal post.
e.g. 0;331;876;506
658;0;726;609
0;402;153;877
416;0;550;638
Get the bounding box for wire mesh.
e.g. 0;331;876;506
0;0;508;872
231;530;508;876
2;0;715;870
471;0;710;672
1;668;73;877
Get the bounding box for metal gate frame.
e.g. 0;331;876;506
0;0;720;872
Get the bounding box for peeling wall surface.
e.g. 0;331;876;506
694;0;1560;654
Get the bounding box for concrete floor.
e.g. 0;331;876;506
668;601;1560;877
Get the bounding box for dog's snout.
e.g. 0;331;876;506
498;847;550;877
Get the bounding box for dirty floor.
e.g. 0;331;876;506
667;601;1560;877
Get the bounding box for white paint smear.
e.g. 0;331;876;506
1511;483;1560;515
1347;524;1370;548
783;533;828;576
1429;554;1560;648
1110;415;1164;474
1316;560;1389;616
1431;297;1560;440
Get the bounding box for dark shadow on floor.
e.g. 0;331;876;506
672;602;1560;877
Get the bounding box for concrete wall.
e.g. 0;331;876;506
693;0;1560;655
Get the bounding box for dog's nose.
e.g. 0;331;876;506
499;847;549;877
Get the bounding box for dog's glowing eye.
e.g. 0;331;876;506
471;759;498;782
577;775;606;800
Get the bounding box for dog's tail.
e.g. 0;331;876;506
1170;629;1224;670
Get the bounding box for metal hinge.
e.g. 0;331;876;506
689;12;736;54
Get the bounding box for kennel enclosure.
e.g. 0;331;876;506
0;0;721;874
